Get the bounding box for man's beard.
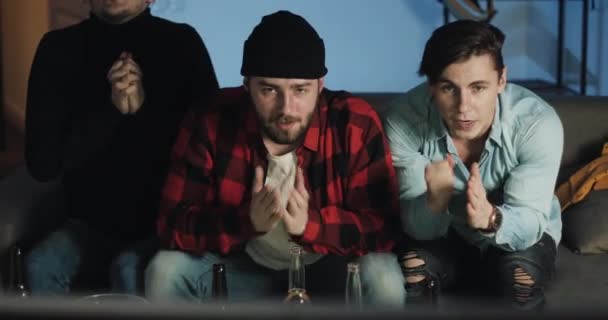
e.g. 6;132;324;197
260;111;314;145
258;94;318;145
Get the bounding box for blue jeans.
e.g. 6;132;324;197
25;219;158;296
145;250;405;308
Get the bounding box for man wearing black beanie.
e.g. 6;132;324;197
145;10;405;308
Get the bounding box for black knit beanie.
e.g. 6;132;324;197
241;10;327;79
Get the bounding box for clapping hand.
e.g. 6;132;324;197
107;51;145;114
283;167;309;236
425;154;456;213
465;162;493;229
249;166;284;233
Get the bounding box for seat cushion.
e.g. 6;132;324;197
561;189;608;254
545;244;608;310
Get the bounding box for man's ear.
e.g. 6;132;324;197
497;67;507;93
243;77;249;92
318;77;325;93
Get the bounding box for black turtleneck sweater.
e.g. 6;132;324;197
25;9;219;241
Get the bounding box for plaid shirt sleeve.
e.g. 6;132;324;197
157;107;257;255
297;95;401;256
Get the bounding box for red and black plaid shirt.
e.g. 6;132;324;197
158;86;400;256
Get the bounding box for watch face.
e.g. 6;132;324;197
493;210;503;230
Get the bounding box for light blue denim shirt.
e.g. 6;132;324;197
384;83;563;252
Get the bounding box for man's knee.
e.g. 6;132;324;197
26;227;80;274
358;252;405;307
399;250;440;305
502;263;546;310
110;251;142;293
112;250;139;272
400;250;428;284
25;241;75;294
512;267;535;302
145;251;188;288
112;238;159;280
145;250;214;300
25;248;50;277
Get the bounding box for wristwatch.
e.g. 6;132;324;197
479;205;502;233
487;206;503;232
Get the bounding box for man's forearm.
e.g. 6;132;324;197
426;189;452;213
402;194;451;240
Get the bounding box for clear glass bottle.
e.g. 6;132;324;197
283;245;310;305
345;262;362;310
8;245;28;298
211;263;228;308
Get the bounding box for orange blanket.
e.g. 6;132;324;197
556;143;608;211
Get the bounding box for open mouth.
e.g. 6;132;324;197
454;120;475;130
276;119;296;130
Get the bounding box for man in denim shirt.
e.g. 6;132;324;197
384;20;563;310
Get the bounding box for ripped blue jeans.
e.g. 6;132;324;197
399;230;557;310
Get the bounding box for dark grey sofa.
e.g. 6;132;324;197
1;93;607;311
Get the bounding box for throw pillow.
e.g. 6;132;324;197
562;189;608;254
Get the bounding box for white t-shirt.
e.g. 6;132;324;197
245;151;323;270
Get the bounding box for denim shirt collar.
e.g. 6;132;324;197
488;96;503;147
428;95;446;141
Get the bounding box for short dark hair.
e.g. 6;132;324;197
418;20;505;83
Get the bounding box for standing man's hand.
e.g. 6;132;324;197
107;52;145;114
425;154;456;213
466;162;494;229
250;166;283;233
283;167;309;236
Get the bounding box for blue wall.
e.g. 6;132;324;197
152;0;607;95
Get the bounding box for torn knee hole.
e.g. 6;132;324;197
512;267;536;302
513;267;535;286
401;252;427;284
401;251;425;268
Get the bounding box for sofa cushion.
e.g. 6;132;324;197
545;244;608;310
562;189;608;254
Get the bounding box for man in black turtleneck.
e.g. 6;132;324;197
24;0;219;296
